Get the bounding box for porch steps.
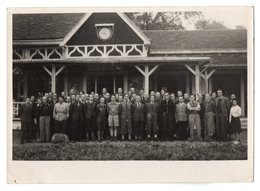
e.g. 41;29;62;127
241;117;248;129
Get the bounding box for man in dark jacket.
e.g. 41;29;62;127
38;96;52;142
215;89;230;141
145;95;159;141
132;95;145;140
84;95;97;141
70;94;84;142
159;92;176;140
20;97;34;144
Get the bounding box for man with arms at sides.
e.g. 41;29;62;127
38;96;52;143
119;94;133;141
53;96;69;134
187;94;202;141
204;93;216;141
215;89;230;141
107;95;120;141
96;97;107;142
84;94;97;141
160;92;176;141
175;96;188;140
20;97;34;144
132;95;145;141
145;95;159;141
70;94;84;142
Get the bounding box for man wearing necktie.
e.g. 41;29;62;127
159;92;176;141
132;95;144;141
83;95;97;141
20;97;34;144
70;94;84;142
145;95;159;141
215;89;230;141
187;94;202;141
119;94;133;141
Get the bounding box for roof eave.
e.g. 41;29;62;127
13;39;63;46
149;49;247;55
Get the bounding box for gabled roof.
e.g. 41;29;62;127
13;13;247;53
143;30;247;53
13;13;151;46
13;13;85;42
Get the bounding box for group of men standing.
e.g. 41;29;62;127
19;87;239;144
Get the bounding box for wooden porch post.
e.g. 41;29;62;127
123;73;128;94
209;78;213;93
23;71;28;98
144;65;149;94
17;75;21;100
51;64;56;93
43;64;65;94
134;64;160;94
83;70;87;94
64;69;68;95
195;65;200;96
113;75;116;94
185;72;190;94
205;70;209;93
94;75;97;93
154;73;158;92
240;72;245;116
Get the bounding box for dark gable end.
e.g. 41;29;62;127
67;13;143;45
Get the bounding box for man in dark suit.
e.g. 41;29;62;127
84;95;97;141
20;97;34;144
159;92;176;141
70;94;84;142
215;89;230;141
145;95;159;141
132;95;145;140
119;94;133;141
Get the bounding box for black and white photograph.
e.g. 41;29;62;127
7;6;254;183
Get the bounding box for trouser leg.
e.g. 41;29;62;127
195;114;202;139
39;116;45;142
189;115;194;140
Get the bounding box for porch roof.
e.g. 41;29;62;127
13;56;211;65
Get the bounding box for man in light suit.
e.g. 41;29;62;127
215;89;230;141
175;96;188;140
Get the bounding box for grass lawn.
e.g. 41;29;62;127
12;130;247;160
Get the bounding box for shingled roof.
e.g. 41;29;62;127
13;13;247;53
143;30;247;53
13;13;84;40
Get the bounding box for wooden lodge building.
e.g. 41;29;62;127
12;12;248;116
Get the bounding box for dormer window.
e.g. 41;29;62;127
95;23;114;41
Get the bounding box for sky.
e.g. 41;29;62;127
182;7;252;30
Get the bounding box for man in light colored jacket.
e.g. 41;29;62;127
175;96;188;140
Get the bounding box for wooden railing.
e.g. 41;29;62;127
13;102;23;120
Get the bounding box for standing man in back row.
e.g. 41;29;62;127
215;89;230;141
187;94;202;141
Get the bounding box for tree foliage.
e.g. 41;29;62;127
125;12;204;30
195;19;229;30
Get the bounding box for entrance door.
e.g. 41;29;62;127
157;74;186;94
87;74;123;94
